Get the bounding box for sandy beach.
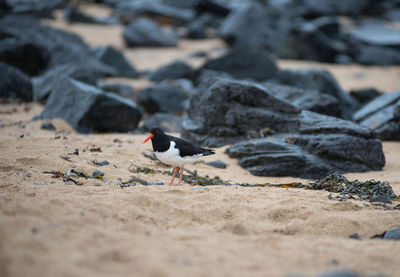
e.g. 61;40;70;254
1;5;400;277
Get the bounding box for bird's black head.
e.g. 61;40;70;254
142;126;165;144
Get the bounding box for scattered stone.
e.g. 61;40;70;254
38;78;142;133
182;78;385;178
92;170;104;180
0;37;50;76
122;18;179;47
349;21;400;47
273;69;357;119
185;13;214;39
91;45;139;78
277;16;345;63
262;82;341;118
219;2;282;50
353;90;400;140
205;160;227;169
148;60;195;82
94;160;110;167
383;227;400;240
64;5;118;25
32;61;116;103
140;113;182;133
352;44;400;65
201;46;278;81
0;62;33;102
40;121;56;131
115;0;194;25
349;233;361;240
350;88;382;106
1;0;65;17
138;83;189;114
370;195;392;204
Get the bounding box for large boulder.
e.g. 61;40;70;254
91;45;139;78
276;16;346;63
262;82;341;118
273;69;357;119
200;47;278;81
1;0;65;17
0;15;108;70
0;62;32;101
32;61;117;103
138;83;189;114
182;78;384;178
122;18;179;47
148;60;195;82
219;2;286;50
353;90;400;141
39;78;142;133
0;37;50;76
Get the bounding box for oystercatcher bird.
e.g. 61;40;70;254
142;126;215;186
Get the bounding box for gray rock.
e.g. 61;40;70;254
0;62;33;102
302;0;371;16
0;37;50;76
2;0;65;16
40;121;56;131
122;18;179;47
383;227;400;240
39;78;142;133
354;90;400;140
262;82;341;118
64;5;118;25
370;195;392;204
115;0;194;25
140;113;182;133
219;2;284;50
0;15;107;70
349;21;400;47
138;83;189;114
273;69;357;119
277;16;346;63
182;78;384;178
91;46;139;78
205;160;227;169
350;88;382;106
194;0;232;16
353;44;400;65
201;46;278;81
185;13;215;39
33;61;116;103
148;60;195;82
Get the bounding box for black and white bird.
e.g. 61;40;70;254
142;126;215;186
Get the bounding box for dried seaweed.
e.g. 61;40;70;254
306;174;398;200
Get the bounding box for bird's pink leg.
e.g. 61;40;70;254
169;167;178;186
177;167;184;186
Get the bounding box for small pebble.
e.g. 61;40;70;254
95;160;110;167
205;160;227;169
92;170;104;179
41;121;56;131
349;233;361;240
152;182;165;186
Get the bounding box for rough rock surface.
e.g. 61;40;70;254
91;46;139;78
138;83;189;114
201;47;278;81
182;78;385;178
273;69;357;119
122;18;179;47
0;62;33;101
39;78;142;133
148;60;195;82
353;90;400;141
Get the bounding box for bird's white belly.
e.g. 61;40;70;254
155;141;201;167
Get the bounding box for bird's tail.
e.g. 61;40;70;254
201;148;215;156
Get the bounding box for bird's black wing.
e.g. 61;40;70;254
169;136;215;157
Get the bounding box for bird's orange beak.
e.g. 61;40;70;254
142;134;154;144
